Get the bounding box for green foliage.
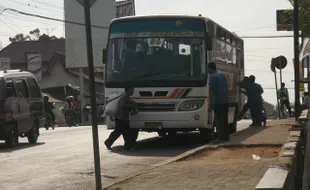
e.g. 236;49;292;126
9;28;63;42
288;0;310;37
263;100;277;116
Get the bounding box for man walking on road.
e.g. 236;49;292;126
105;87;137;150
278;82;292;117
247;75;264;126
208;62;229;143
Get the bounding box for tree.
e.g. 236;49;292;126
263;100;277;117
287;0;310;36
9;33;31;42
9;28;63;42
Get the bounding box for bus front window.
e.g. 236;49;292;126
106;37;206;87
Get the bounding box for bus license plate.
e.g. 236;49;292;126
144;122;163;128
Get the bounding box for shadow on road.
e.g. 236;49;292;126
0;142;45;152
111;123;270;157
225;125;268;145
111;132;208;157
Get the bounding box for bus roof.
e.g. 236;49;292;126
110;15;243;41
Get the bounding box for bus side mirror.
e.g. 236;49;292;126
102;48;107;64
205;35;213;51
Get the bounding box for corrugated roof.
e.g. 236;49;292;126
0;39;65;64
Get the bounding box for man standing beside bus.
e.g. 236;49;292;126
208;62;229;143
247;75;264;126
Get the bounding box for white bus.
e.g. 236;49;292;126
103;15;245;141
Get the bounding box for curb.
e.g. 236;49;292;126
103;123;276;189
103;144;219;190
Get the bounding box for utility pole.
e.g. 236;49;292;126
82;0;102;189
293;0;300;120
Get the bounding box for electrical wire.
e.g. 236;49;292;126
234;25;276;32
0;8;109;29
0;18;18;33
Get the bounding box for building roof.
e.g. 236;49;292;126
0;39;65;64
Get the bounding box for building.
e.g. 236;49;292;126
0;39;105;104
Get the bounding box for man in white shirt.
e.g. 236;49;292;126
277;82;292;117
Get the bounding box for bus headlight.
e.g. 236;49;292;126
178;100;204;111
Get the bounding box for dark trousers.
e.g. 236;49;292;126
238;102;249;120
249;103;262;125
281;100;292;116
105;119;132;148
47;111;55;123
213;103;229;141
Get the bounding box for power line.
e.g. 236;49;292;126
3;13;63;26
30;0;63;10
7;0;63;15
0;7;109;29
0;16;61;30
234;25;276;32
2;15;25;32
0;18;18;33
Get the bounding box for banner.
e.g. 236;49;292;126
0;57;10;70
26;53;42;81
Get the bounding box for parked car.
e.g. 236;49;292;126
0;70;45;148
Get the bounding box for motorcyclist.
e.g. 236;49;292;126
63;96;80;126
43;95;55;125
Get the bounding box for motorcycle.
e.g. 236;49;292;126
83;104;106;123
44;112;55;130
60;107;78;127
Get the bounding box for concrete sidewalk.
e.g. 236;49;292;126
105;119;295;190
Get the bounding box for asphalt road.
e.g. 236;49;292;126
0;120;252;190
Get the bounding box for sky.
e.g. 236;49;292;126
0;0;297;105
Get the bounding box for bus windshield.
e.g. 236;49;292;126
105;18;207;87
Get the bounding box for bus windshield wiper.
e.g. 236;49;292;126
131;73;160;78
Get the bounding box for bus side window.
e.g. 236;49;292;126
207;22;214;37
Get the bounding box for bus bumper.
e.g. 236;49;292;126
106;108;212;130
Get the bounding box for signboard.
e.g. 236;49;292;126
116;0;135;18
26;53;42;81
0;57;10;70
276;9;293;31
64;0;116;68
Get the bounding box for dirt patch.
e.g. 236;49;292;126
182;145;281;161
